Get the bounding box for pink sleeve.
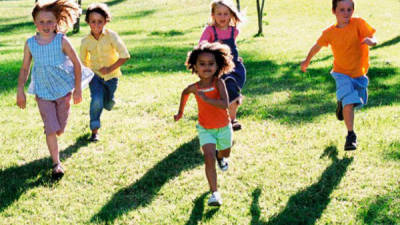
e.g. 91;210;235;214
199;26;215;43
234;27;239;40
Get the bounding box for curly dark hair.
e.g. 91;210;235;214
85;3;112;23
185;41;234;78
332;0;354;10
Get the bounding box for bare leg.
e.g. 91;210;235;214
46;133;63;173
229;98;241;121
217;148;231;159
202;144;217;192
92;128;98;134
343;104;354;131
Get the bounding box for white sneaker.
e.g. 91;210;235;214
208;191;222;206
216;151;229;171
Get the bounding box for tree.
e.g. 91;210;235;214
72;0;82;33
236;0;240;11
255;0;266;37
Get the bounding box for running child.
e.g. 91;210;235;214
199;0;246;131
16;0;94;179
174;42;235;206
301;0;376;150
80;3;130;142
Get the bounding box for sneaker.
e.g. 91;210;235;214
208;191;222;206
232;120;242;131
344;133;357;151
336;101;344;121
216;151;229;171
89;133;99;142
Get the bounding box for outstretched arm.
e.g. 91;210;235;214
62;36;82;104
174;84;196;121
362;36;377;47
300;43;322;73
197;79;229;109
16;41;32;109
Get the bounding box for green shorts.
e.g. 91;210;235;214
196;123;233;150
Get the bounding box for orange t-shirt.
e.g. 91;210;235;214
317;17;376;78
194;80;230;129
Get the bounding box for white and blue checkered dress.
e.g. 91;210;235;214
27;33;93;100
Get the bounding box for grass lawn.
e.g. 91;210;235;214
0;0;399;224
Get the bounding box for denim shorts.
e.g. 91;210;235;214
196;123;233;150
331;72;369;108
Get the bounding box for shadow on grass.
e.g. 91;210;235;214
123;45;190;75
0;134;90;213
240;58;399;124
119;9;156;20
250;146;353;225
105;0;126;7
357;188;400;225
371;35;400;50
149;30;185;37
0;21;34;33
384;141;400;161
91;137;203;223
184;192;220;225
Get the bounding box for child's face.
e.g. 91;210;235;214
34;11;57;36
194;52;218;80
212;4;232;29
333;0;354;25
88;12;107;37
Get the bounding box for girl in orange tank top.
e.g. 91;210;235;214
174;41;235;206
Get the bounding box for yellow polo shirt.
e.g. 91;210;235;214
80;28;130;80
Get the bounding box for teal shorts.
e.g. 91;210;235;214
196;123;233;150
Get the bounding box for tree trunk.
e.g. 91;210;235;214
236;0;240;12
72;0;82;33
256;0;266;37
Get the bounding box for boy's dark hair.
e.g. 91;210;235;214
332;0;354;10
85;3;111;23
185;41;234;78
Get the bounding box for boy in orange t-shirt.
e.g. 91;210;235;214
301;0;376;151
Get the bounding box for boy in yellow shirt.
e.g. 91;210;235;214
80;3;130;141
301;0;376;151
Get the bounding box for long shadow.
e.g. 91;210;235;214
250;146;353;225
91;137;204;223
384;141;400;161
123;45;190;75
0;134;90;213
118;9;156;20
184;192;220;225
105;0;126;7
371;35;400;50
357;188;400;225
0;21;34;33
240;57;399;124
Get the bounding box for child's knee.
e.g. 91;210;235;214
91;97;103;109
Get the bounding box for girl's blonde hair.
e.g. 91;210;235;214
185;41;234;78
32;0;80;33
209;0;242;27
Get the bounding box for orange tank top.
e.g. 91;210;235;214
194;79;230;129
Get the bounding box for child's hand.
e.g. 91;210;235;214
238;57;244;63
361;37;377;46
174;113;183;121
99;67;112;75
73;88;82;104
300;60;309;73
16;90;26;109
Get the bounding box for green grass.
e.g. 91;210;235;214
1;0;399;224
